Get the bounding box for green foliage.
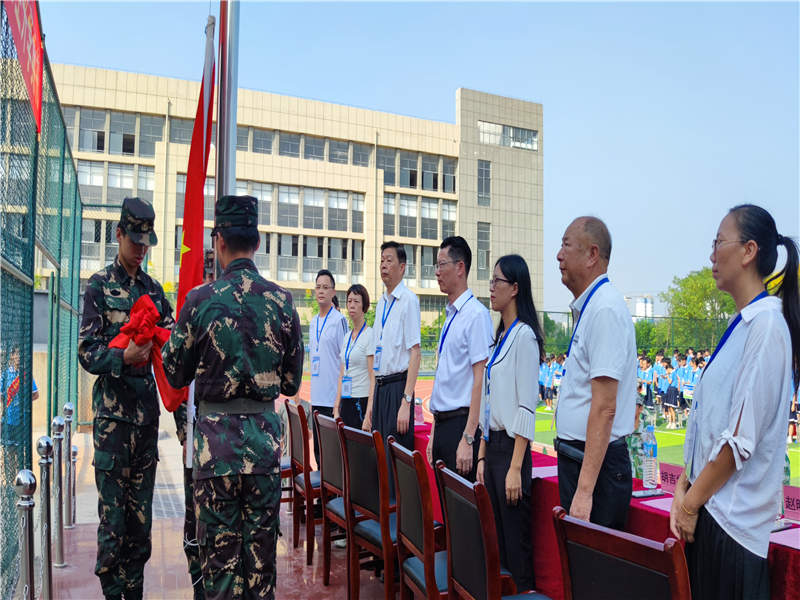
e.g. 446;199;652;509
420;308;446;352
542;312;571;355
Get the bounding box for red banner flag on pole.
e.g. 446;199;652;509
6;0;43;132
177;16;216;317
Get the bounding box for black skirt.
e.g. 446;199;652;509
686;507;769;600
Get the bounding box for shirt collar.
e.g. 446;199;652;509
569;273;608;315
740;294;780;323
385;280;406;302
223;257;256;275
112;256;142;285
446;288;473;315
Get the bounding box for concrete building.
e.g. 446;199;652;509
51;64;543;322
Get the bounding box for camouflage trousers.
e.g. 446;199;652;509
184;467;205;599
92;418;158;600
194;473;280;600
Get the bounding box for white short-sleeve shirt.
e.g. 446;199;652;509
684;296;792;558
430;289;493;412
371;281;421;376
556;275;637;442
310;307;348;408
339;324;375;398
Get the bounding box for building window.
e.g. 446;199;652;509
203;178;215;221
443;158;456;194
107;163;134;207
383;193;396;236
79;108;105;152
420;295;447;313
442;200;456;238
422;155;438;191
139;115;164;157
279;132;300;157
304;136;325;161
377;147;396;186
399;195;417;238
77;160;104;205
351;193;364;233
236;180;249;196
478;121;502;146
104;220;120;262
278;234;299;281
477;160;491;207
328;190;348;231
278;185;299;227
421;246;437;287
137;165;154;203
252;182;272;226
236;126;249;151
399;152;418;188
174;226;183;270
353;143;371;167
478;120;538;151
255;232;271;276
252;129;273;154
109;112;135;156
81;218;101;270
63;106;76;130
169;117;193;144
419;198;437;240
303;188;324;230
477;222;490;280
303;236;323;282
328;238;347;276
352;240;364;282
403;244;416;285
329;140;349;164
176;174;186;219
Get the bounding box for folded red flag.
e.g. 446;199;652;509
108;295;186;411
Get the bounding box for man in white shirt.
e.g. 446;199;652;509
370;242;421;491
427;236;493;480
555;216;637;529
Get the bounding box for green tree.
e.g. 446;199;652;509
542;312;571;356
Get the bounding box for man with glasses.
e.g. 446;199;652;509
427;236;493;480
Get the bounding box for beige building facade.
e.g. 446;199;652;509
51;64;543;322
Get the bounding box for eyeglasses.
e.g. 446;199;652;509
489;276;512;288
711;238;744;253
434;260;457;271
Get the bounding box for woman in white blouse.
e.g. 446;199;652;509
477;254;545;592
334;284;375;430
670;204;800;600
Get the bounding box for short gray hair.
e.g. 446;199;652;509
576;216;612;261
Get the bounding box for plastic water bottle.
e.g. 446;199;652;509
642;425;658;489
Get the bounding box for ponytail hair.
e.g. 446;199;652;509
729;204;800;387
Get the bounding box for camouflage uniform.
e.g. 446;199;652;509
162;195;304;600
78;198;170;600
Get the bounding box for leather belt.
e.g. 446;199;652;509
197;398;275;417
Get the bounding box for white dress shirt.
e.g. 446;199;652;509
371;281;421;377
556;274;637;442
310;307;348;407
479;322;539;441
430;289;493;412
339;324;375;398
684;295;791;558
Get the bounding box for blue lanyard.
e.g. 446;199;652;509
438;295;473;355
345;322;366;371
316;308;332;352
379;296;397;341
566;277;609;357
486;318;519;383
703;290;768;373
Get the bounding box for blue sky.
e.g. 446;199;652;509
39;2;799;312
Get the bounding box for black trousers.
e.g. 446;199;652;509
556;437;632;530
311;405;334;468
431;411;480;482
484;430;533;592
339;396;368;430
373;372;414;498
686;507;769;600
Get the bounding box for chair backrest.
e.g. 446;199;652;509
435;461;503;600
339;425;389;522
314;411;344;495
286;400;310;475
551;506;691;600
388;438;434;563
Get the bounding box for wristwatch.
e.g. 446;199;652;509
403;393;414;404
463;432;476;445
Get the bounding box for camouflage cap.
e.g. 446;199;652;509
120;197;158;246
212;195;258;234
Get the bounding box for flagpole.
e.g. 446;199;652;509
216;0;239;199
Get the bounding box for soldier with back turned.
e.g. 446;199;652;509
162;194;304;600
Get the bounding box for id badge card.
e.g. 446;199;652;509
341;376;353;398
374;346;382;371
311;355;320;377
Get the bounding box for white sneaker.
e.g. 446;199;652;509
334;538;347;549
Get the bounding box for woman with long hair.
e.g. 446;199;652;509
476;254;545;592
670;204;799;599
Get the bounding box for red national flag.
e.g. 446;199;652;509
176;16;216;317
6;0;43;132
6;376;20;407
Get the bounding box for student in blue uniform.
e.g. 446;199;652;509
538;360;547;405
544;355;555;410
663;361;679;428
642;357;654;408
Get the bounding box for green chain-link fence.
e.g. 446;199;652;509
0;2;82;597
